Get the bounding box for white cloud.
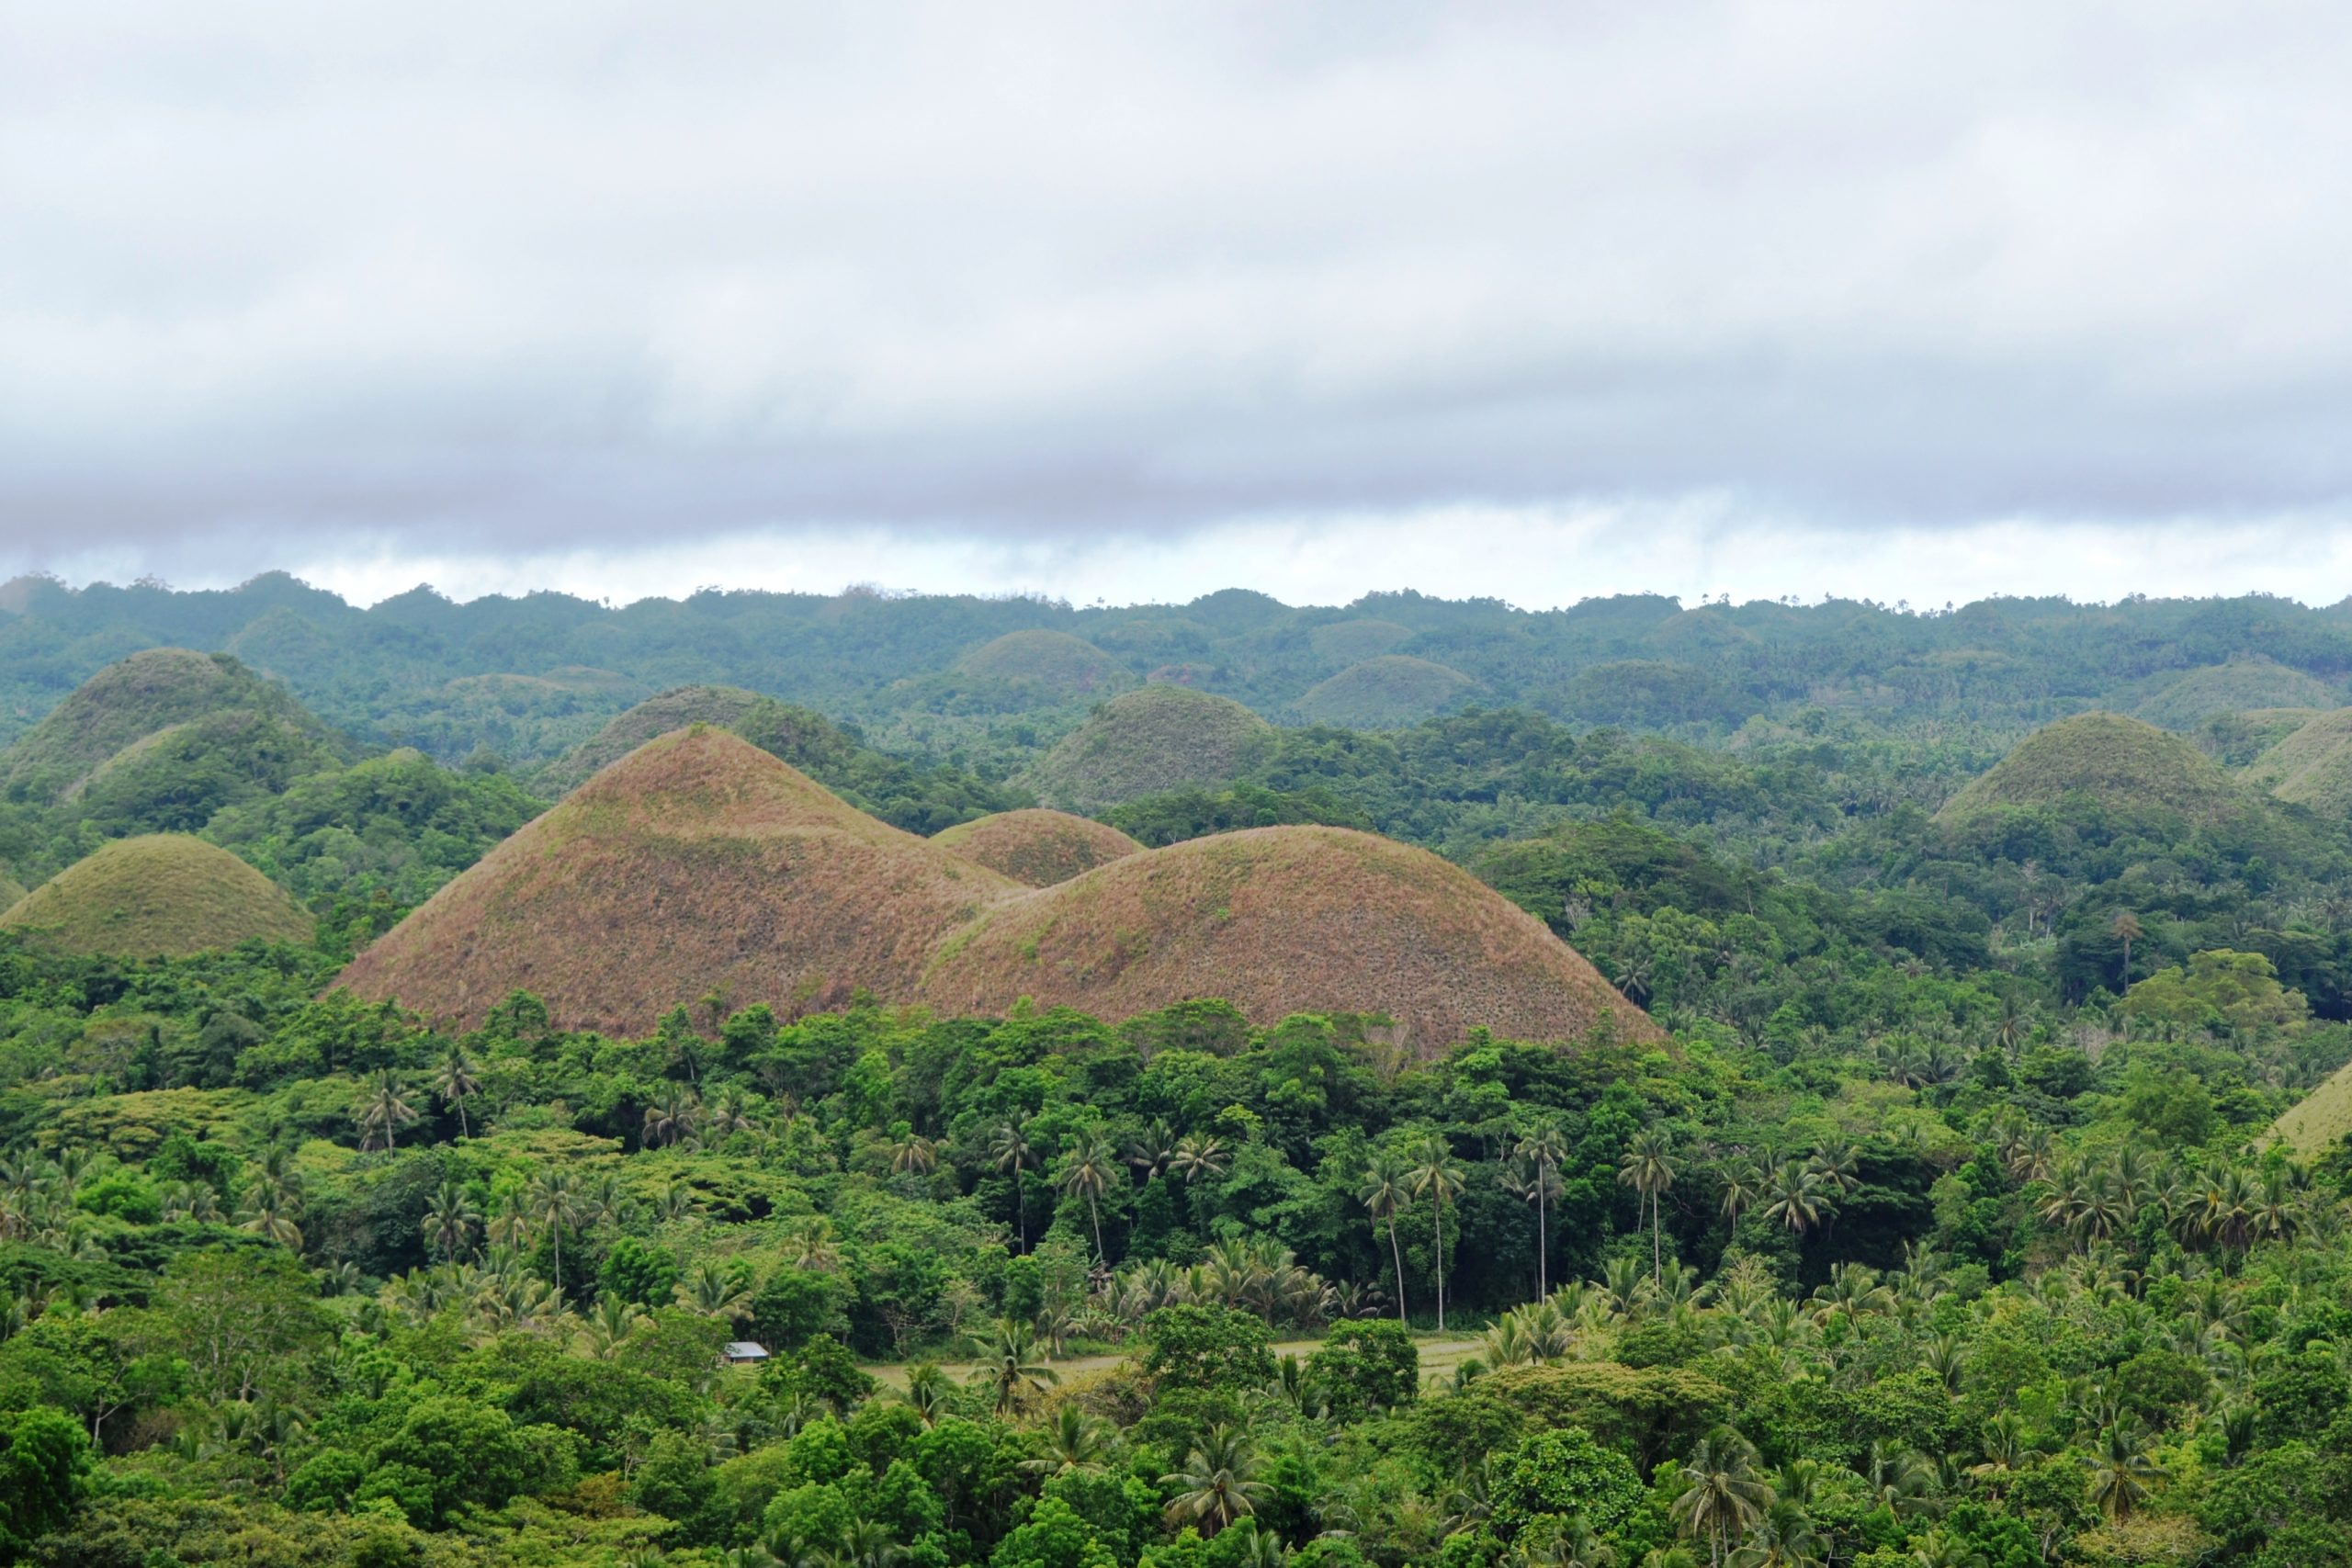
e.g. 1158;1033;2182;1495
5;0;2352;581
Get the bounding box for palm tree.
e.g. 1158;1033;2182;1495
1056;1130;1120;1264
888;1132;937;1179
428;1044;480;1139
1021;1404;1114;1476
1409;1134;1466;1333
524;1168;583;1295
356;1070;421;1152
1513;1118;1571;1298
1171;1133;1232;1184
643;1086;700;1148
677;1260;751;1320
970;1317;1057;1415
2111;911;2143;989
1671;1431;1773;1568
1760;1163;1828;1238
1619;1130;1678;1285
2085;1422;2165;1524
422;1181;481;1261
579;1294;649;1359
989;1116;1037;1253
1160;1424;1272;1537
1718;1159;1761;1228
784;1215;840;1271
237;1182;303;1250
1126;1120;1179;1180
1356;1152;1414;1325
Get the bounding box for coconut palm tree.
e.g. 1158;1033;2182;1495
1057;1130;1120;1264
1513;1117;1571;1298
677;1260;751;1320
422;1181;481;1262
1126;1120;1179;1180
1355;1153;1414;1325
356;1070;421;1152
784;1215;840;1271
1409;1134;1466;1333
888;1131;937;1178
1160;1424;1272;1537
1171;1133;1232;1184
579;1293;650;1359
970;1317;1057;1415
2110;911;2143;988
1021;1404;1114;1476
1761;1162;1828;1238
1718;1159;1761;1228
1618;1130;1678;1285
989;1115;1037;1253
524;1168;584;1295
428;1044;480;1139
2085;1422;2165;1524
1670;1431;1773;1568
643;1086;700;1148
237;1182;304;1250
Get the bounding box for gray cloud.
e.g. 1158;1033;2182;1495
6;0;2352;570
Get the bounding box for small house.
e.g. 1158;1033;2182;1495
721;1341;770;1366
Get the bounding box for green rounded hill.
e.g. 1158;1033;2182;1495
1307;618;1413;667
2245;708;2352;814
1935;712;2245;825
1294;656;1477;728
538;686;858;795
0;835;311;957
933;809;1142;886
1;648;344;805
339;728;1016;1034
1023;686;1278;812
920;825;1659;1051
955;630;1128;697
2137;656;2336;729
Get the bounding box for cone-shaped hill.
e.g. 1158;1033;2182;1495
1294;655;1478;728
1023;686;1278;812
1935;712;2245;826
2245;708;2352;815
538;686;861;795
918;826;1660;1050
956;630;1129;697
2136;656;2337;730
933;810;1142;887
339;728;1017;1033
1;649;345;804
0;835;311;957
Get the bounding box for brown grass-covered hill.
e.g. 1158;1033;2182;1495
2245;708;2352;815
1023;686;1279;812
1294;655;1478;728
0;648;345;804
0;835;311;957
339;727;1016;1033
919;825;1659;1050
933;810;1142;887
537;686;859;795
956;630;1129;697
1935;712;2245;826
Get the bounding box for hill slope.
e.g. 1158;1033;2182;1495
1936;712;2245;825
0;835;311;956
933;810;1142;886
955;630;1127;696
537;686;851;793
920;825;1658;1050
2245;709;2352;815
2137;656;2337;729
339;728;1016;1033
1023;686;1278;811
1294;655;1478;728
2271;1060;2352;1155
1;649;345;805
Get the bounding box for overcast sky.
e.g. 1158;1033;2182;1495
6;1;2352;609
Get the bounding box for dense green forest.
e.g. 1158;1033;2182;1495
10;581;2352;1564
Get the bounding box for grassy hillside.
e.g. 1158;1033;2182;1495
0;648;345;805
1023;685;1278;811
932;808;1142;886
1934;710;2245;825
920;824;1658;1050
1294;655;1478;728
2272;1057;2352;1154
2245;708;2352;814
2137;654;2338;729
339;727;1016;1033
0;833;311;956
954;629;1127;696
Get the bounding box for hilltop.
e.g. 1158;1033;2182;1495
932;809;1142;886
0;649;345;806
338;728;1016;1033
1934;711;2245;825
2242;708;2352;815
1023;686;1278;811
0;834;311;957
537;685;858;794
955;629;1129;697
2136;655;2338;729
920;825;1657;1050
1294;655;1479;728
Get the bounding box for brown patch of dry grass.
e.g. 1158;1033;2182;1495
918;825;1661;1050
933;810;1142;887
338;728;1019;1034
